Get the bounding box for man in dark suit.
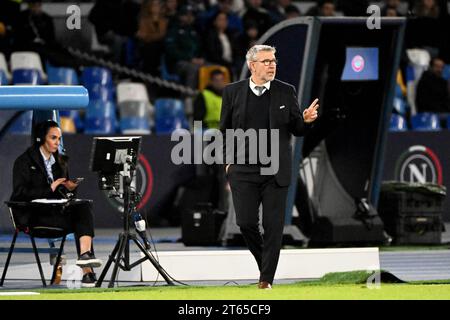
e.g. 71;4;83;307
219;44;319;289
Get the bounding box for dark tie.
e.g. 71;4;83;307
255;86;265;96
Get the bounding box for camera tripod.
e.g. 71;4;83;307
96;161;174;288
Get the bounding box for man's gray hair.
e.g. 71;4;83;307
246;45;276;67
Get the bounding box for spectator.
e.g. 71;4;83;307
265;0;293;24
416;58;450;113
198;0;244;35
235;20;259;69
381;0;403;16
16;0;56;48
204;12;237;73
285;5;301;19
0;0;20;56
89;0;140;63
136;0;168;74
242;0;274;35
165;5;205;88
194;69;226;129
413;0;440;18
164;0;179;27
336;0;369;16
306;0;336;17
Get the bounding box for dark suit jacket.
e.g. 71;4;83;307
11;146;69;202
220;78;311;187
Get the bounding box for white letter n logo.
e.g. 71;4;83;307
408;163;427;183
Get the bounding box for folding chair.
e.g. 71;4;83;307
0;201;73;287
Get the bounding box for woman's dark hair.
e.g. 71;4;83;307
32;120;68;175
33;120;60;147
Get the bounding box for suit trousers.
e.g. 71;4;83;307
228;167;288;284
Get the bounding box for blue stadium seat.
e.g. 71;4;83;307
393;97;407;115
0;70;8;85
395;83;404;98
82;67;113;90
89;84;115;102
411;112;441;131
155;99;189;134
443;64;450;80
8;111;33;134
84;117;116;134
120;117;151;134
48;66;79;85
86;100;116;119
389;114;407;132
160;56;180;83
12;69;43;85
155;98;185;117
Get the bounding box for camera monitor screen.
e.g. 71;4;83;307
90;136;141;173
341;47;379;81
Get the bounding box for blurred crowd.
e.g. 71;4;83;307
0;0;449;115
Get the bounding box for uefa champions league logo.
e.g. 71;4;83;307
351;55;365;73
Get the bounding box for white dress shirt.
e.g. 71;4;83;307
249;78;271;96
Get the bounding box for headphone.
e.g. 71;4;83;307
34;120;60;146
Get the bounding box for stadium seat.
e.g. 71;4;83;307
81;67;113;90
0;53;11;84
389;114;407;132
117;83;153;134
59;116;77;134
86;100;116;120
59;110;83;132
10;51;46;83
154;99;189;134
47;66;79;85
120;117;151;134
411;112;441;131
396;70;406;97
89;84;115;102
405;49;430;115
160;56;180;83
12;69;43;85
0;71;8;85
393;97;407;115
117;82;150;103
443;64;450;81
8;111;33;134
198;65;231;91
84;117;116;134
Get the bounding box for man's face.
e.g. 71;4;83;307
179;12;194;25
386;0;400;8
431;59;445;77
249;50;277;83
219;0;232;13
250;0;262;8
211;74;225;91
321;3;335;16
278;0;291;8
386;8;398;16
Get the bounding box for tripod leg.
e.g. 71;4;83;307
108;233;127;288
96;234;123;288
132;236;175;286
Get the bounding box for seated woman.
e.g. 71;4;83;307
10;120;102;287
